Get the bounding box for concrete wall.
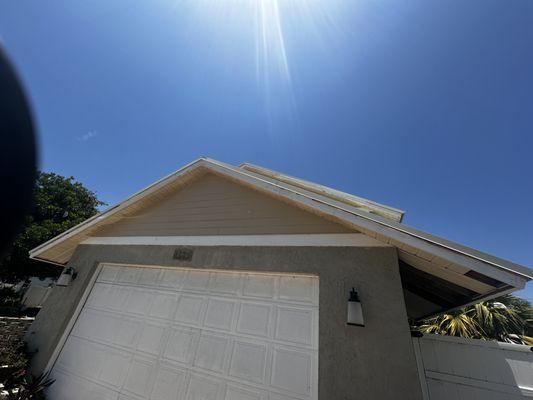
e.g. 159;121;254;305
27;244;423;400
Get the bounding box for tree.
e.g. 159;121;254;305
416;294;533;344
0;172;105;282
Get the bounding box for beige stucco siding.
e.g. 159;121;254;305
96;173;352;236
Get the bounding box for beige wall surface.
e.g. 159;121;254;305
96;174;352;237
28;245;422;400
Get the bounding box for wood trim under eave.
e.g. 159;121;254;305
80;233;390;247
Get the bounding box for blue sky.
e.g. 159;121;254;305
1;1;532;300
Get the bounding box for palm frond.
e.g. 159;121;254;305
415;294;532;343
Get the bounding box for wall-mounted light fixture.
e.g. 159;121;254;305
347;287;364;327
56;267;77;287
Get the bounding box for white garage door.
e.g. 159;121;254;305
48;264;319;400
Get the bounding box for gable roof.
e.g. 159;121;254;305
29;157;532;318
240;163;405;223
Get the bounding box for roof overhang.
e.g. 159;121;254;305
29;157;532;319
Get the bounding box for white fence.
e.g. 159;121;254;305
22;285;52;308
412;333;533;399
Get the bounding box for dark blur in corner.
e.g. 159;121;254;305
0;46;37;259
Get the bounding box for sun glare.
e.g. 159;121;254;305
256;0;291;86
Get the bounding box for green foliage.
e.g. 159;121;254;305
0;341;54;399
0;172;105;282
416;294;533;344
2;370;54;400
0;342;29;383
0;287;23;307
0;286;24;316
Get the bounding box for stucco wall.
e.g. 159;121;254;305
27;244;422;400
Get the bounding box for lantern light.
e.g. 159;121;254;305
347;287;364;327
56;267;77;287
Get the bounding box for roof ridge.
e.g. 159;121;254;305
239;162;405;222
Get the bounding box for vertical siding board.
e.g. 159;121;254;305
433;340;454;375
508;357;533;388
427;379;446;400
465;344;485;381
412;337;430;400
483;347;506;384
414;334;532;400
419;339;437;372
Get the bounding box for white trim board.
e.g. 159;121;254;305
81;233;389;247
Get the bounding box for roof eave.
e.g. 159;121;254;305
238;162;406;222
29;158;533;289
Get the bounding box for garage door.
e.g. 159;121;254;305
48;264;319;400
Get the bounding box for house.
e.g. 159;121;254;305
26;158;533;400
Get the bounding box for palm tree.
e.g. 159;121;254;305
415;295;532;344
418;308;482;338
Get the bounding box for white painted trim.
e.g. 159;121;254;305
426;371;533;397
420;333;533;353
412;337;430;400
81;233;389;247
44;263;104;373
99;262;320;278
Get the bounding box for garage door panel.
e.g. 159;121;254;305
274;307;314;347
208;272;242;295
138;268;162;285
269;393;303;400
88;284;130;312
124;287;154;315
73;309;140;349
118;267;144;284
224;383;267;400
50;370;119;400
122;358;156;398
242;274;276;299
159;268;185;289
98;265;122;283
236;302;272;338
270;347;313;397
148;292;178;320
229;340;268;385
204;298;236;331
183;270;211;291
194;332;231;374
174;294;207;325
49;265;318;400
278;276;317;305
86;283;113;309
186;373;223;400
136;321;167;356
150;367;187;400
55;337;131;389
163;326;200;364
